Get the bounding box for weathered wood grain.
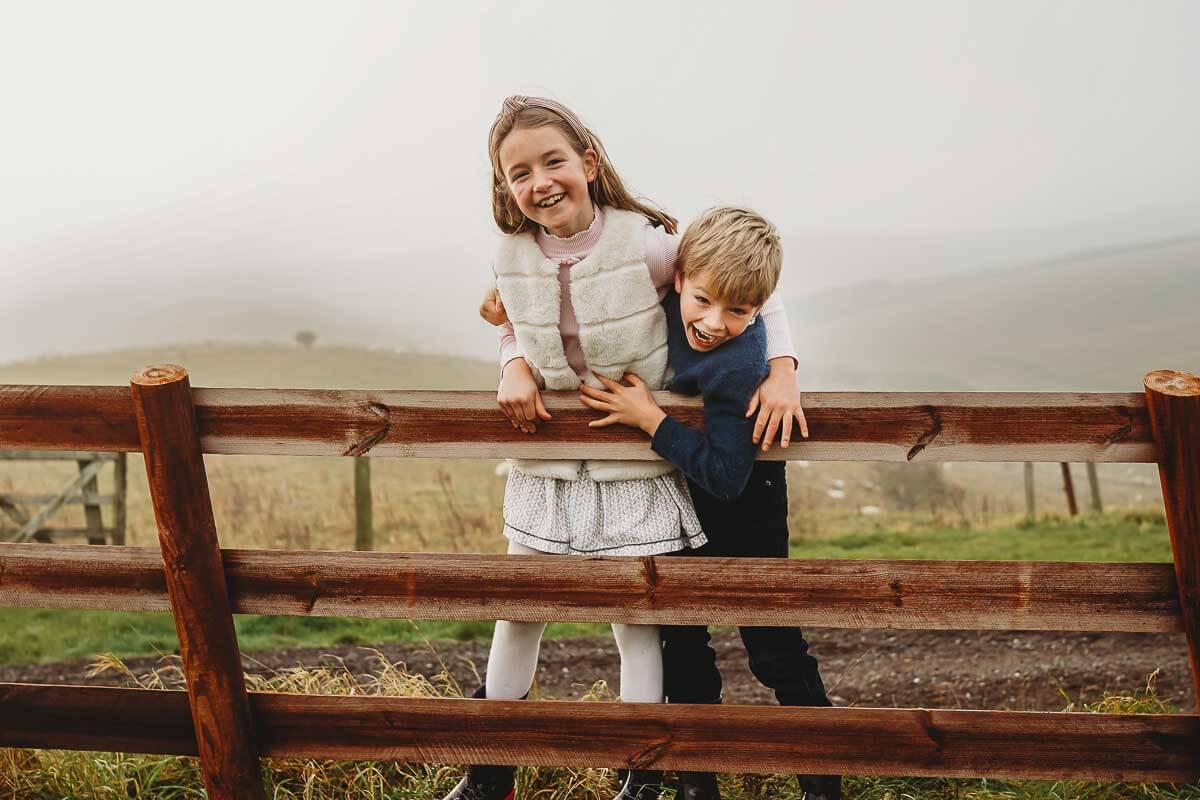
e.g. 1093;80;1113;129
1145;370;1200;702
130;366;265;800
1;384;1155;462
1;683;1197;782
0;543;1181;632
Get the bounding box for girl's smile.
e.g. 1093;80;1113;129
498;125;597;238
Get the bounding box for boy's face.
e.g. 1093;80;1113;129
674;269;761;352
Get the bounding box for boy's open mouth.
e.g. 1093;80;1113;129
536;192;566;208
691;325;722;346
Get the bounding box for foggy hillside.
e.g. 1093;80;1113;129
792;236;1200;390
0;343;498;390
4;235;1196;394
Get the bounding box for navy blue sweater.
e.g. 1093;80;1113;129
651;290;770;501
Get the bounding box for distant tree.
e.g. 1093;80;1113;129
295;330;317;349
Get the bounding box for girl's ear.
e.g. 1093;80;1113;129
673;270;684;294
582;148;598;182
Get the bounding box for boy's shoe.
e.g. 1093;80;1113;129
440;686;517;800
676;771;721;799
441;765;515;800
798;774;841;800
611;769;663;799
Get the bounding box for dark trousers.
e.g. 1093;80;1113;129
662;461;831;708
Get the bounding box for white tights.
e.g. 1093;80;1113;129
484;539;663;703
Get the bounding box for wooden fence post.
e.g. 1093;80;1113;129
1060;463;1078;517
112;452;127;546
1024;462;1036;520
77;458;105;545
354;457;373;551
1144;369;1200;703
1086;462;1103;514
130;365;266;800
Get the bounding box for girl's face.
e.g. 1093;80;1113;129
498;125;597;238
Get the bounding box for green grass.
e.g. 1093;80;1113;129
0;512;1173;667
789;511;1174;563
0;609;609;667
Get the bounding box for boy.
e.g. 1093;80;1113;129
580;207;839;800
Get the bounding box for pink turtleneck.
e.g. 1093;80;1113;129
497;207;797;379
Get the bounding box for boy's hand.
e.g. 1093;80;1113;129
480;287;509;326
580;374;667;436
747;357;809;450
498;358;551;434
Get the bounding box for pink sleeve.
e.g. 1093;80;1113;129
498;323;522;373
758;293;798;366
490;258;523;373
643;225;681;297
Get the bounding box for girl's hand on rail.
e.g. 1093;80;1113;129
580;374;667;437
747;357;809;451
498;358;550;434
480;287;510;326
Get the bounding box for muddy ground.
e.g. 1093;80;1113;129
3;628;1194;713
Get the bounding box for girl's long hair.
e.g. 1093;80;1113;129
488;95;677;236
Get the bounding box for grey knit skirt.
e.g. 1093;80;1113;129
502;463;706;556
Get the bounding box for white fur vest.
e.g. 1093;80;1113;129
494;208;675;482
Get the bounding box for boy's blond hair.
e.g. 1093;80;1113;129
677;206;782;307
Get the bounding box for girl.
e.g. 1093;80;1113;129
443;95;804;800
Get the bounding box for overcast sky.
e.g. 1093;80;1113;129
2;1;1198;362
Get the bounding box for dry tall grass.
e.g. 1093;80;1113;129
2;656;1196;800
0;455;1165;555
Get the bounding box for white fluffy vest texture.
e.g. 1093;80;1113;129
494;208;675;482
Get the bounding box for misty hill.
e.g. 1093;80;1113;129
0;342;498;390
4;236;1196;394
791;236;1200;391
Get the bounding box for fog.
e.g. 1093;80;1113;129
2;1;1198;364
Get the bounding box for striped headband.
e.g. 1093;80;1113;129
492;95;602;159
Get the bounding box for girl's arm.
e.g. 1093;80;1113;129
498;322;522;373
498;355;550;434
757;294;797;367
482;287;548;434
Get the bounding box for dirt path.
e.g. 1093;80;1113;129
4;629;1193;712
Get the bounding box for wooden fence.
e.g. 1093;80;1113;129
1;366;1198;800
0;450;126;544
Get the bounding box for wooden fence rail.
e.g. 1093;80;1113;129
3;685;1199;783
1;366;1199;798
0;543;1183;632
0;385;1155;462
